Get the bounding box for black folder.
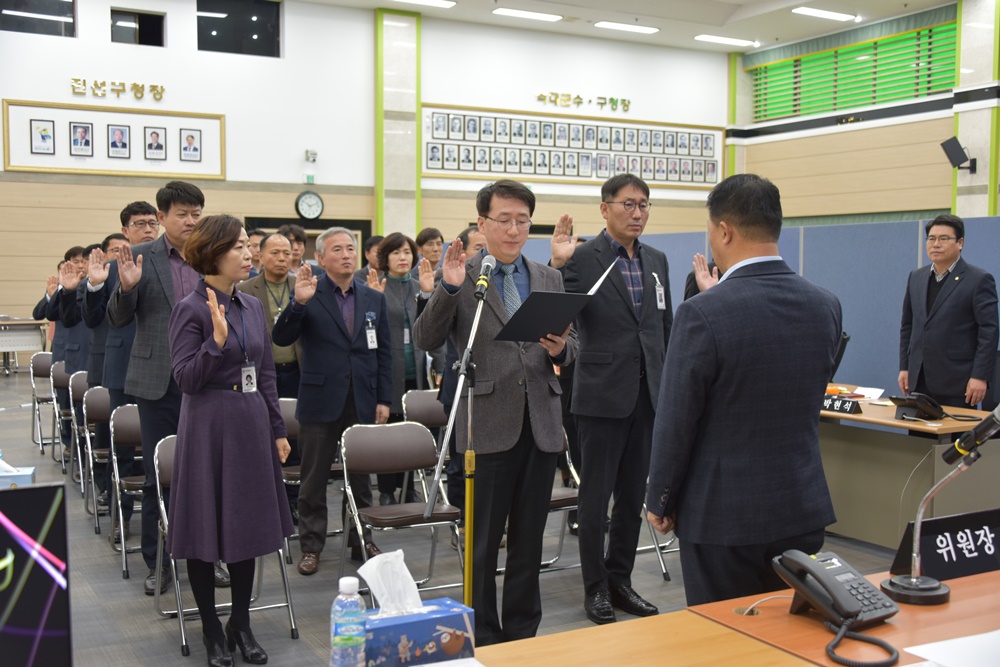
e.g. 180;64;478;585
494;291;590;342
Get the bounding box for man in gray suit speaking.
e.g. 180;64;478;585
414;180;578;645
647;174;842;605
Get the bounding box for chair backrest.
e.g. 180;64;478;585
402;390;448;429
83;387;111;426
50;360;70;391
30;351;52;393
341;422;437;475
154;435;176;491
69;370;89;405
279;397;299;440
110;404;143;449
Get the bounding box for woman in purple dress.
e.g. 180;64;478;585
167;215;293;666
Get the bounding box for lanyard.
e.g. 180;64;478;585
265;279;289;314
224;297;250;362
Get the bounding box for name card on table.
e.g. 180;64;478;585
822;395;863;415
890;508;1000;580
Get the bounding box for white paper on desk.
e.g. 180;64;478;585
905;628;1000;667
855;386;884;400
423;659;484;667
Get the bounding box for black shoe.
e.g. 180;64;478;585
350;541;382;562
214;561;231;588
584;589;616;625
379;492;397;506
609;583;658;617
203;632;234;667
226;620;267;664
97;491;109;508
144;565;172;596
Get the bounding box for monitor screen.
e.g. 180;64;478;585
0;483;71;666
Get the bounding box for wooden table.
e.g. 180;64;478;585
690;570;1000;666
474;610;810;665
819;390;999;548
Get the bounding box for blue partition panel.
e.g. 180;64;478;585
778;226;802;275
959;217;1000;278
803;221;921;391
640;232;707;310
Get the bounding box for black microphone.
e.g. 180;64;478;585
943;403;1000;464
474;255;496;301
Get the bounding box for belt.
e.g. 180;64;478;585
204;383;249;393
274;362;299;371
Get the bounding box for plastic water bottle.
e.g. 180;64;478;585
330;576;366;667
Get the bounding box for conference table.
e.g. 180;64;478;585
474;570;999;665
0;318;45;375
819;390;1000;548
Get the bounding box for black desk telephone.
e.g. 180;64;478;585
772;550;900;629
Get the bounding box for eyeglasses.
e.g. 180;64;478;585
484;216;532;230
129;220;160;231
605;200;652;213
926;235;956;244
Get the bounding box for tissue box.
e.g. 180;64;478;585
365;598;474;667
0;466;35;488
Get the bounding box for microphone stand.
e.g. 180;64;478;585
880;448;984;605
424;292;488;608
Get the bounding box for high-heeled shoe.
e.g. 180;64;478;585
202;632;234;667
225;620;268;664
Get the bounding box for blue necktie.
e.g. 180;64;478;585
499;264;521;318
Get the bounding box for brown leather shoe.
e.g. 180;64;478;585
297;552;319;575
350;541;382;562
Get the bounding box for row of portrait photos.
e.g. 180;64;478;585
29;120;203;162
430;112;716;157
426;144;718;183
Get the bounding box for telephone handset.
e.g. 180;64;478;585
772;550;899;629
889;392;945;420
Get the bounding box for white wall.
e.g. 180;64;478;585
0;0;375;186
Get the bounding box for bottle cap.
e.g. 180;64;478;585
339;576;360;594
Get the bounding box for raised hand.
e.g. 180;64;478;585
206;289;228;349
59;260;83;291
692;253;719;293
45;275;59;297
366;267;385;293
293;263;318;304
418;257;435;293
549;213;577;269
441;238;466;288
88;248;110;286
118;244;143;292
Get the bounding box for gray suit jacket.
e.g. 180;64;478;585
900;256;999;403
106;236;176;400
646;260;841;546
237;273;303;368
562;232;672;417
413;253;578;455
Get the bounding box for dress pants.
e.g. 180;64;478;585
107;388;137;520
136;380;182;569
471;405;557;646
679;527;826;606
297;389;372;554
915;372;971;410
576;381;653;596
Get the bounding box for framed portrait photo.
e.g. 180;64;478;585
459;145;475;171
535;149;549;175
651;130;664;154
107;124;130;159
702;134;715;157
555;123;568;148
597;126;610;151
578;152;593;178
520;148;535;174
490;147;505;171
495;118;510;143
474;146;490;172
180;129;202;162
511;119;525;145
426;142;443;169
569;124;583;149
706;160;718;182
30;119;55;155
654;158;667;181
680;158;693;182
540;122;554;147
525;120;540;146
144;126;166;161
505;147;520;173
628;156;640;175
595;153;611;179
448;114;464;140
550;150;563;176
667;158;680;181
563;151;578;176
480;117;495;142
641;157;654;181
638;129;651;154
583;125;597;150
624;129;638;153
690;133;702;157
611;128;624;151
465;116;479;142
677;132;690;156
431;112;448;140
664;132;677;155
693;159;705;182
443;143;459;170
69;121;93;157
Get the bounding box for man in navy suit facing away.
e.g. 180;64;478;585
647;174;842;605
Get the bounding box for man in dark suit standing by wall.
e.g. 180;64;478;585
272;227;392;576
413;180;577;646
647;174;842;605
82;202;160;543
550;174;671;624
898;214;998;408
106;182;231;595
